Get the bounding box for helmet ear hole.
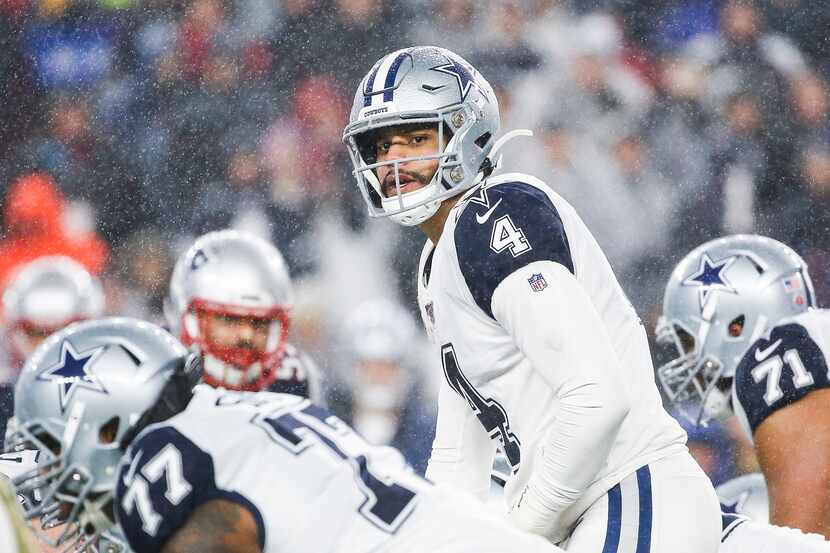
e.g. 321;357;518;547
728;315;745;337
98;416;120;444
675;325;695;354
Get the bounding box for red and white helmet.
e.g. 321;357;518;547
165;230;293;391
2;256;104;367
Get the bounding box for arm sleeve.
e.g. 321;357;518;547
493;260;630;537
116;426;264;553
734;322;830;435
425;378;498;502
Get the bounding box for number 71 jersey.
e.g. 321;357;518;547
733;309;830;440
114;385;427;553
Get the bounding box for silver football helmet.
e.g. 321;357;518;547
4;317;189;552
344;299;418;365
343;299;419;416
656;235;814;425
166;230;293;391
3;256;104;366
343;46;502;226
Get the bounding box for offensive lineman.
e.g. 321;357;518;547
658;234;830;537
343;46;720;550
6;317;561;553
165;230;323;402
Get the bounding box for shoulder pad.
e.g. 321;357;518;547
454;181;573;319
734;322;830;434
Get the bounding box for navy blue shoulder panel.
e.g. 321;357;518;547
454;181;573;319
115;425;265;552
734;322;830;434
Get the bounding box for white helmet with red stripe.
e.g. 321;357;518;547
2;256;104;367
166;230;292;391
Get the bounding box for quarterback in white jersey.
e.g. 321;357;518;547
343;46;720;551
7;318;560;553
658;235;830;537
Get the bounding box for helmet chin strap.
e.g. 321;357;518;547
487;129;533;174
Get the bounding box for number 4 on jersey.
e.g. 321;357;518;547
490;215;531;257
441;343;521;472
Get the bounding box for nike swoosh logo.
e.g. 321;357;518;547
755;339;782;362
476;198;503;224
421;84;446;92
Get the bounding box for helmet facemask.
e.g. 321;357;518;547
345;105;488;227
6;406;121;553
655;317;733;426
182;299;290;392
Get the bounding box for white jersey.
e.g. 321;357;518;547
114;385;559;553
733;309;830;441
417;173;687;529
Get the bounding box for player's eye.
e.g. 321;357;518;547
727;315;745;337
376;141;391;152
411;135;428;145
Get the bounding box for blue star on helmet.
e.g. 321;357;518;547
431;58;480;100
37;340;108;412
683;253;738;309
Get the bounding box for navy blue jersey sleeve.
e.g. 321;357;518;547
734;323;830;434
454;181;574;319
115;425;264;552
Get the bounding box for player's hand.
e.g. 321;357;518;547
506;486;568;545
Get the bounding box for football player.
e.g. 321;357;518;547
165;230;322;402
0;256;104;438
6;317;562;553
658;234;830;537
343;46;720;551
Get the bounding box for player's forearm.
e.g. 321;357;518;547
494;261;630;534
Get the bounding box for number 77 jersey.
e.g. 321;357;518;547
114;385;429;553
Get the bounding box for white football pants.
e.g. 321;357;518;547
561;452;721;553
387;485;563;553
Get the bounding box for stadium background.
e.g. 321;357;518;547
0;0;829;486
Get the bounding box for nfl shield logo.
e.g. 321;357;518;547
528;273;547;292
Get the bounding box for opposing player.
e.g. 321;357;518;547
0;256;104;437
343;46;720;550
166;230;322;402
658;234;830;537
6;317;560;553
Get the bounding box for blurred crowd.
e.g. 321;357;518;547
0;0;828;484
